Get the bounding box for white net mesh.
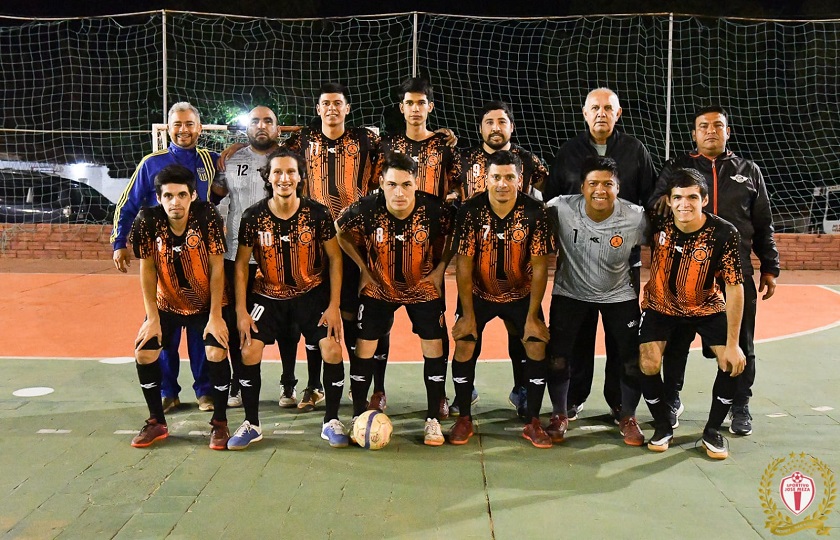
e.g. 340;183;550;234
0;12;838;240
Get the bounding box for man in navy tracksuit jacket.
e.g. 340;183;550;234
112;102;220;411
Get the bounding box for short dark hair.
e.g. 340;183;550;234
398;77;433;102
478;100;514;125
154;164;196;196
692;105;729;130
580;156;620;185
260;148;307;197
486;149;522;175
381;151;418;178
317;82;350;103
667;168;708;198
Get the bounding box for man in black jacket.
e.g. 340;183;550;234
543;88;657;422
652;105;780;437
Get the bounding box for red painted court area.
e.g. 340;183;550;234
1;271;838;361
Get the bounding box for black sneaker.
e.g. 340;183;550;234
729;405;752;436
669;398;684;429
702;427;729;459
647;426;673;452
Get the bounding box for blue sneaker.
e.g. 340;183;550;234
227;421;263;450
508;386;522;409
516;387;528;421
321;419;350;448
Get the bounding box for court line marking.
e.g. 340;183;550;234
37;429;71;434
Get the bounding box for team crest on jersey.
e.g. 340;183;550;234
426;153;440;166
298;227;313;245
345;142;359;156
185;230;201;249
196;167;208;182
609;235;624;248
731;174;749;183
692;247;709;262
510;226;527;242
413;228;429;243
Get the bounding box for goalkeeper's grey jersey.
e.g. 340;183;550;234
216;147;270;261
546;194;648;303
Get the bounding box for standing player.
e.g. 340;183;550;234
211;106;307;410
128;165;230;449
639;168;745;460
543;88;657;423
113;102;219;414
372;77;462;413
544;156;647;447
449;150;556;448
232;149;346;450
457;100;550;417
336;152;454;446
652;106;779;436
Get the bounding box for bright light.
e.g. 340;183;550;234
234;113;249;128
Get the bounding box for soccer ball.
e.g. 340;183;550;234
353;410;393;450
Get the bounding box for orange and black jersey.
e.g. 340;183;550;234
380;132;462;198
643;212;743;317
238;197;335;300
337;191;454;304
130;201;227;316
453;191;557;303
282;127;381;220
460;143;549;199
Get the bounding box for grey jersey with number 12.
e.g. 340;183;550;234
215;147;270;261
546;194;648;303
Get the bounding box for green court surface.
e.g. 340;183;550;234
1;304;839;540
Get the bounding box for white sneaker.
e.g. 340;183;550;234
227;390;243;408
278;386;297;408
424;418;444;447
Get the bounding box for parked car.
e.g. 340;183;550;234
0;169;115;224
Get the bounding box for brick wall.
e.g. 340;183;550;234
2;225;839;270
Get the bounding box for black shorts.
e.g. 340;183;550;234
339;253;361;314
247;284;330;347
139;311;224;350
454;295;538;341
357;295;446;341
638;309;728;348
548;295;639;367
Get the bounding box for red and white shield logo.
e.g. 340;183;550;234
780;471;816;515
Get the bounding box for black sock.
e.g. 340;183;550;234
136;360;165;424
525;356;548;421
349;354;375;417
305;342;323;390
706;368;738;431
279;334;299;388
639;373;669;429
322;361;345;423
423;355;446;420
508;337;527;389
207;360;230;422
342;318;359;361
452;357;477;418
372;333;390;393
239;363;262;426
619;378;642;419
546;356;570;415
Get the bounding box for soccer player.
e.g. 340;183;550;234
457;100;550;418
373;77;462;414
544;156;647;447
112;102;220;414
449;150;556;448
652;106;779;436
128;164;230;449
211;106;306;411
336;152;454;447
542;88;657;422
232;149;346;450
639;168;745;460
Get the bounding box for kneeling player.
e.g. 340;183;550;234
233;149;345;450
638;168;745;459
129;164;230;449
337;152;454;446
449;150;556;448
